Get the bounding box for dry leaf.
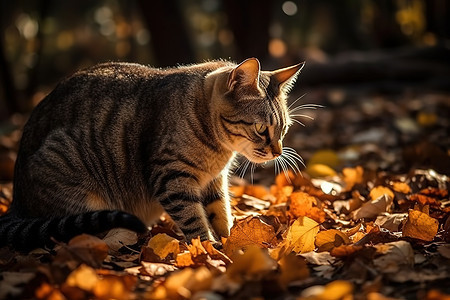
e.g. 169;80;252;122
330;244;364;258
147;233;181;260
369;186;394;201
318;280;354;300
402;209;439;241
352;194;393;220
342;166;364;190
374;213;408;232
391;182;412;194
103;228;138;252
278;253;309;289
226;246;277;283
308;149;341;168
315;229;351;252
306;163;337;177
223;216;277;257
409;194;441;206
289;192;326;223
284;217;320;254
65;264;99;291
373;241;414;273
62;234;109;268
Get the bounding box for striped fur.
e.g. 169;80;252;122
0;58;303;250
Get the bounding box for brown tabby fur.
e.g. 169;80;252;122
0;58;303;250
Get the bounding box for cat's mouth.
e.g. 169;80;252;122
243;149;278;164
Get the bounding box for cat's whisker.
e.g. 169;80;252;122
237;160;251;179
277;156;291;183
289;103;324;113
288;93;307;110
291;118;306;127
283;147;306;168
281;152;301;175
290;114;315;120
250;162;256;184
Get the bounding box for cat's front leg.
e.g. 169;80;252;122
204;173;233;239
158;189;216;243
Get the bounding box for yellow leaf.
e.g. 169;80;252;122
306;163;337;178
402;209;439;241
147;233;180;260
308;149;340;168
285;217;320;254
315;229;350;252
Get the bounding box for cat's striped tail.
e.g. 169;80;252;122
0;210;148;252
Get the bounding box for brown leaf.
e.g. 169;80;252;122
409;194;441;207
223;216;277;257
402;209;439;241
369;186;394;201
278;253;309;289
352;194;393;220
56;234;109;268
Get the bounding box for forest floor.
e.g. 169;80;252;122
0;86;449;300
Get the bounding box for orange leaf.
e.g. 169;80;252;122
289;192;326;223
402;209;439;241
391;181;412;194
409;194;441;206
223;216;277;257
342;166;364;190
369;186;394;201
330;244;364;257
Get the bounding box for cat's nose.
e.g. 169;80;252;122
271;140;282;158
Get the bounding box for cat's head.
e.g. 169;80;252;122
213;58;304;164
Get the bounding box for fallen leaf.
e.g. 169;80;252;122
306;163;337;177
103;228;138;252
308;149;341;169
342;166;364;190
391;181;412;194
330;244;364;258
374;213;408;232
223;216;277;257
402;209;439;241
373;241;414;273
289;192;326;223
283;216;320;254
315;229;351;252
278;253;309;289
409;194;441;206
58;234;109;268
226;246;277;283
317;280;354;300
369;186;394;201
352;194;393;220
65;264;99;291
147;233;181;260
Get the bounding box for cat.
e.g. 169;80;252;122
0;58;304;251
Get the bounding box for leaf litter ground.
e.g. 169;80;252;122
0;89;449;300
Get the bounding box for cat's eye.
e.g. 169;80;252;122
254;123;267;135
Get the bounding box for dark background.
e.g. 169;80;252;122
0;0;449;180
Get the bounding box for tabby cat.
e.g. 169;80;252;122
0;58;304;251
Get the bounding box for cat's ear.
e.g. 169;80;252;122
227;58;261;90
271;62;305;93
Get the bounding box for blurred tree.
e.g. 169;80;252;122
224;0;271;61
137;0;195;66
